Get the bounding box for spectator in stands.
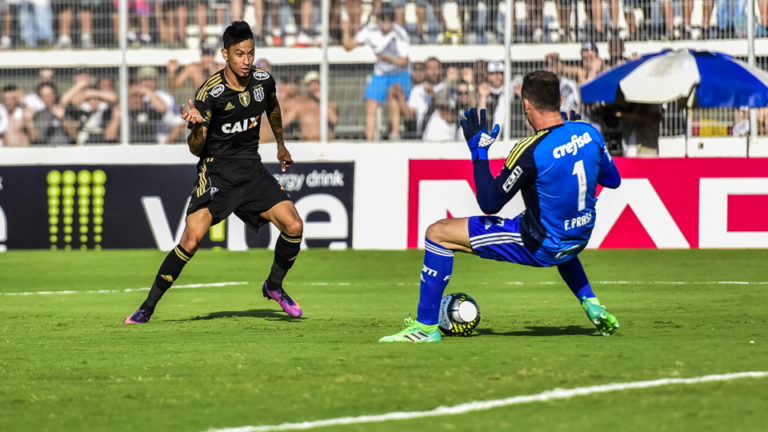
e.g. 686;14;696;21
526;0;544;42
253;0;282;46
291;0;317;47
281;71;339;141
557;0;574;42
459;65;476;102
590;0;606;41
213;0;241;39
608;0;637;39
167;44;222;91
617;103;663;155
422;92;460;141
344;0;363;36
1;0;15;49
59;67;97;108
97;75;118;98
544;53;580;114
62;83;120;145
342;3;410;141
159;0;190;47
411;61;426;86
459;0;499;44
608;37;627;67
29;81;74;146
452;80;474;118
135;66;185;144
125;83;163;143
24;67;56;113
0;85;35;147
389;57;441;139
56;0;97;48
716;0;747;38
19;0;54;48
60;68;120;144
112;0;151;46
477;60;505;127
560;41;604;84
260;74;301;143
701;0;715;38
759;0;768;36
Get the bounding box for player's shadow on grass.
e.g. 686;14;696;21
179;309;303;322
476;326;596;337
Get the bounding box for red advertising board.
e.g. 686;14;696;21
408;158;768;249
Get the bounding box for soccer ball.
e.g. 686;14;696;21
438;292;481;336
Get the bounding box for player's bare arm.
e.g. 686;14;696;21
266;91;293;172
181;98;207;156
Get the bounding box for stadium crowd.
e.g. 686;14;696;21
0;0;765;50
0;1;765;152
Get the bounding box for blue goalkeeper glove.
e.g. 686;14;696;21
460;107;501;161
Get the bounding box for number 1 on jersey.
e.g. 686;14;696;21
572;160;587;211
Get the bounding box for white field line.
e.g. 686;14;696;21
2;280;767;296
0;281;249;296
204;371;768;432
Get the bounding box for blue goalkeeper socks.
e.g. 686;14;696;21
556;257;596;301
416;239;454;325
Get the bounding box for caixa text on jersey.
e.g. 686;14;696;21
221;117;259;134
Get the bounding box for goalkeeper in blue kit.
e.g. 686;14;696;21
380;70;621;343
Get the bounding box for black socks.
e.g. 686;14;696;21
266;233;301;290
141;245;194;311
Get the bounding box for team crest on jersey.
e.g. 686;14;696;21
253;70;270;80
238;91;250;107
210;84;225;98
254;87;265;102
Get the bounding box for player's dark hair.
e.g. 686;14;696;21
2;84;18;93
222;21;254;50
521;70;560;112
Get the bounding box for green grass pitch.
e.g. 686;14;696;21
1;249;767;432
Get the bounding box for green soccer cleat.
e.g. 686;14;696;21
581;297;619;336
379;318;442;343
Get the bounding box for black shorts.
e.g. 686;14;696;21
187;157;290;229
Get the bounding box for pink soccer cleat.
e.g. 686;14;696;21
262;282;303;317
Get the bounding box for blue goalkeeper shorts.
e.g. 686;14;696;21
468;215;546;267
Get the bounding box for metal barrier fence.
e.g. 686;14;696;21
0;0;765;153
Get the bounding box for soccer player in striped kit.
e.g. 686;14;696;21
381;70;621;342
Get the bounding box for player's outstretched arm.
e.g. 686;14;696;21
181;98;207;156
461;108;508;214
598;161;621;189
597;137;621;189
266;92;293;172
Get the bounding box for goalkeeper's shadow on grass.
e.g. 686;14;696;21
476;326;596;337
174;309;304;322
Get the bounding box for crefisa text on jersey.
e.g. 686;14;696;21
552;132;593;159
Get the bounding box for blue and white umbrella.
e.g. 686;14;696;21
581;49;768;107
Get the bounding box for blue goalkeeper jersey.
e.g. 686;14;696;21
473;120;620;263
